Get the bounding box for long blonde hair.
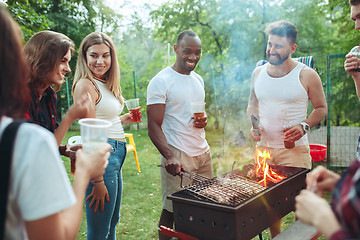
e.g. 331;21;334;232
73;32;124;104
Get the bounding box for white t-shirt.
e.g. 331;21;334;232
147;66;210;156
2;116;76;240
255;62;309;148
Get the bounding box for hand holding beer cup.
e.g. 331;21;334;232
68;136;83;175
79;118;112;154
125;98;142;123
345;45;360;75
191;102;207;128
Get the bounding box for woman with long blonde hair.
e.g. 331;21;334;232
73;32;135;240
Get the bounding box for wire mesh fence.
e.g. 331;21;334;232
308;53;360;170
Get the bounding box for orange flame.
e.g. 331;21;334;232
255;149;286;187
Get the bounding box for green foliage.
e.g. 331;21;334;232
6;0;55;40
117;11;171;119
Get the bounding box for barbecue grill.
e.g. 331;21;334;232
168;165;309;240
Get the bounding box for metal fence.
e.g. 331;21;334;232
308;54;360;170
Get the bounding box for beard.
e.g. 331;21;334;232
267;52;290;66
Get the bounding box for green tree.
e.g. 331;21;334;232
118;11;169;120
6;0;54;40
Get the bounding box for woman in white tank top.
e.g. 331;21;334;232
73;32;135;240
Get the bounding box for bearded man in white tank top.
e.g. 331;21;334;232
246;20;327;238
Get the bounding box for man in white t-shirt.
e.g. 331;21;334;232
147;30;213;240
247;20;327;238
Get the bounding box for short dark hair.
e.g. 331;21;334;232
0;6;30;118
177;30;199;44
265;20;297;44
350;0;360;6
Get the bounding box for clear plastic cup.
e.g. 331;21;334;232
191;102;206;118
348;46;360;72
79;118;112;154
349;45;360;56
125;98;142;123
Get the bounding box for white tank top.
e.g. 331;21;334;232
90;78;125;139
255;62;309;148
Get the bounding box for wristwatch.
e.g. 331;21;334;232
300;122;310;134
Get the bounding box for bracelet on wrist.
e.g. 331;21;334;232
90;179;104;186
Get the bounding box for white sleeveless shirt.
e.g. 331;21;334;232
90;78;125;139
255;62;309;148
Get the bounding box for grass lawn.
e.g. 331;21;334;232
61;126;323;240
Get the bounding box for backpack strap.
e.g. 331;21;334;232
0;120;24;240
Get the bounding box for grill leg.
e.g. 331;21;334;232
258;233;263;240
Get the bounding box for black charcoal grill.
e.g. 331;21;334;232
168;165;310;240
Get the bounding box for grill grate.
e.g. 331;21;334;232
182;171;266;206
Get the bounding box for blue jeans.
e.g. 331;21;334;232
85;139;126;240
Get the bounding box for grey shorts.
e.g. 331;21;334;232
160;145;213;212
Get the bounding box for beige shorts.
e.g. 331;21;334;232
256;145;311;169
160;145;213;212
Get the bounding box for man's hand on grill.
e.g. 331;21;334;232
165;157;182;176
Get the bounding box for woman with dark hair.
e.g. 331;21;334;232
0;5;110;240
24;30;92;152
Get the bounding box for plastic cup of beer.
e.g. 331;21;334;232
68;136;82;175
79;118;112;154
348;45;360;72
191;102;206;118
282;124;295;149
125;98;142;123
284;140;295;149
